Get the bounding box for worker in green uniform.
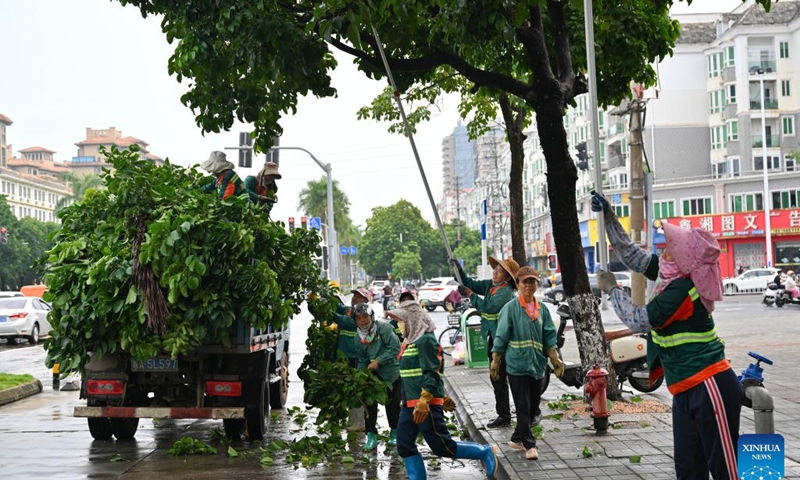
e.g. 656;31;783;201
387;303;497;480
332;287;371;431
491;266;564;461
244;161;280;213
353;303;401;450
199;151;248;200
451;256;519;428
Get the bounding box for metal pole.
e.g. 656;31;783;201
584;0;607;273
759;73;773;268
370;26;461;283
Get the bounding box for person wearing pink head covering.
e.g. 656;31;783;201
591;192;739;480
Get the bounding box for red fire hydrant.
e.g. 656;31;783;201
584;364;610;432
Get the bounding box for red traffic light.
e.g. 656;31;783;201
300;217;308;228
288;217;295;230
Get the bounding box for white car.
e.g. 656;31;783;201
0;291;24;298
0;296;53;344
723;268;780;295
369;280;390;303
613;272;632;295
417;277;460;311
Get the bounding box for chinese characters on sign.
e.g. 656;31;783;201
664;210;800;238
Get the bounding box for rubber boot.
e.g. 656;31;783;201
387;429;397;446
455;441;497;478
363;432;378;451
402;453;427;480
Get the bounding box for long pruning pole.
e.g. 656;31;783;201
370;26;462;283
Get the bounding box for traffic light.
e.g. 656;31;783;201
575;141;589;171
548;254;558;270
300;216;308;229
0;227;7;244
288;217;295;231
238;131;253;168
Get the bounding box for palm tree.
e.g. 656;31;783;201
297;177;354;239
55;173;103;213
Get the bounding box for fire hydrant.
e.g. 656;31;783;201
584;364;610;432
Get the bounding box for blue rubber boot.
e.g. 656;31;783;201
402;453;427;480
387;429;398;446
363;432;378;451
455;441;498;478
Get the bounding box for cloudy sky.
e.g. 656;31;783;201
1;0;743;228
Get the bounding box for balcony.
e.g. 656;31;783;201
752;135;780;148
750;99;779;110
748;61;777;73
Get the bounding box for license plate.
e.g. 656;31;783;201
0;316;6;323
131;357;178;372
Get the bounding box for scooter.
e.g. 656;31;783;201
542;303;664;394
763;282;800;307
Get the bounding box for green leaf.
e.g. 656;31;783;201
629;455;642;463
110;454;125;462
126;286;137;305
341;455;355;463
227;446;239;457
259;456;274;465
582;445;594;458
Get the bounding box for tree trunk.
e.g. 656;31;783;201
499;95;528;267
534;97;623;401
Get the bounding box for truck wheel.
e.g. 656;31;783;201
111;418;139;440
269;350;289;409
87;399;112;440
223;419;246;439
245;380;269;440
245;350;270;441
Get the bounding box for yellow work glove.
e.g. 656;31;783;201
442;396;456;412
327;322;338;332
307;292;319;301
547;348;565;378
413;389;433;424
490;353;503;381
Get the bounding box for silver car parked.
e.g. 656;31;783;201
0;297;52;344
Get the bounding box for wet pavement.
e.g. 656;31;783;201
0;303;486;480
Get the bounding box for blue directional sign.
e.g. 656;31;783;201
340;246;349;255
308;217;322;230
349;246;357;256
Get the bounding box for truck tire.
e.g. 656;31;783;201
111;418;139;440
87;399;113;440
269;348;289;409
244;350;270;440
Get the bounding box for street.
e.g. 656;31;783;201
0;294;798;479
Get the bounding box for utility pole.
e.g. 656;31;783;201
629;92;647;306
455;176;461;243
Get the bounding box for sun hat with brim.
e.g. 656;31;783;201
516;266;540;283
200;151;235;174
488;256;521;283
261;162;282;179
351;288;371;301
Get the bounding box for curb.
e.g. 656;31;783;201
0;379;43;406
444;369;515;480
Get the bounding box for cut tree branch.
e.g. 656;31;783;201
546;0;573;84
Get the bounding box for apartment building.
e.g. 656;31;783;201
69;127;164;177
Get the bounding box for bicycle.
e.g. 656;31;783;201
438;298;473;357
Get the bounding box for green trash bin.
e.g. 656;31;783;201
462;313;489;368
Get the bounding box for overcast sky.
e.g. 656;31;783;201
1;0;744;229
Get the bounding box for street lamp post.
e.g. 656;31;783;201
756;69;773;268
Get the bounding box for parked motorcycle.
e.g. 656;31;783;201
763;282;800;308
542;303;664;394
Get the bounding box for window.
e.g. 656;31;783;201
725;46;735;67
787;154;797;172
598;111;605;130
783;116;795;136
727;84;737;104
781;80;791;97
728;120;739;141
711;125;728;150
780;42;789;59
772;189;800;209
599;142;606;163
707;52;724;78
613;205;630;217
754;155;781;171
709;90;725;114
683;198;712;216
653;201;675;219
730;193;763;212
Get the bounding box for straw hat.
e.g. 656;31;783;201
260;162;281;179
488;256;521;283
200;151;235;174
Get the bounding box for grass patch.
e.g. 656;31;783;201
0;373;35;391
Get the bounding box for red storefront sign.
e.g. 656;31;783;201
662;209;800;239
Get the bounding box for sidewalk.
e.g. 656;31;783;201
444;366;676;479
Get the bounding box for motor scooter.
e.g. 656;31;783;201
542;303;663;394
763;282;800;307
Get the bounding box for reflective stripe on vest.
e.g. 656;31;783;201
402;345;418;357
482;313;500;321
688;287;699;302
400;368;422;378
339;330;356;338
651;326;718;348
508;339;543;351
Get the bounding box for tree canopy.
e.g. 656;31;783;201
0;196;60;290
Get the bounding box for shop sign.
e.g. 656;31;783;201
663;209;800;239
